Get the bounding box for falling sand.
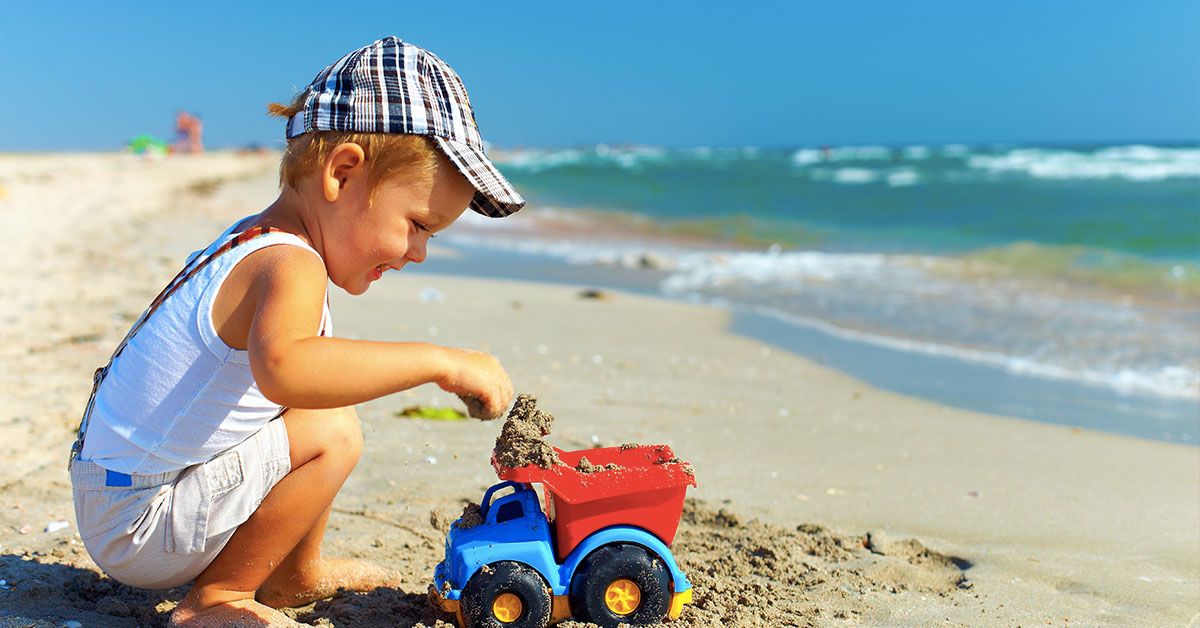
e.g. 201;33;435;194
492;394;563;469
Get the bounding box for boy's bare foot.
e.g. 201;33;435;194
168;598;302;627
256;557;402;609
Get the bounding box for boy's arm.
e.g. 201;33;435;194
246;247;511;414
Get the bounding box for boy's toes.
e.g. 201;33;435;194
257;557;402;609
169;598;302;627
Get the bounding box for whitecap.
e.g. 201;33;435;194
967;145;1200;181
886;168;920;187
832;168;878;184
791;148;823;165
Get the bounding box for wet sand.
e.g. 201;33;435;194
0;153;1196;626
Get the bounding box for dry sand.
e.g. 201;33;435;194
0;153;1197;627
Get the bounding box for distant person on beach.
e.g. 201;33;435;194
69;37;523;626
173;110;204;153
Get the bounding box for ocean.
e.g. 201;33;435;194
436;142;1200;440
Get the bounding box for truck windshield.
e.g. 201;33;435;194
495;500;524;523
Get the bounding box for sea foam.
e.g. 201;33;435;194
968;145;1200;181
445;227;1200;401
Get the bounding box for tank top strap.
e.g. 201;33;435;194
197;229;332;339
69;225;289;468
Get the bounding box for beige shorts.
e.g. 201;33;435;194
70;418;291;589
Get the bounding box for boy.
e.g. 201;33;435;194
69;37;521;626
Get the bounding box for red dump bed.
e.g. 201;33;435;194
494;445;696;560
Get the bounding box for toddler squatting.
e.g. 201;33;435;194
68;37;521;626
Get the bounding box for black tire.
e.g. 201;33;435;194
569;544;672;627
460;561;553;628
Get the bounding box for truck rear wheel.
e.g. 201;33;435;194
461;561;552;628
570;544;671;627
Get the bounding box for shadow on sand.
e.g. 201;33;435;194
0;554;449;628
0;553;183;627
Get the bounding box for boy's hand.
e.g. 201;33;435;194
436;348;514;420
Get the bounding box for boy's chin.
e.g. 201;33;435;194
334;277;371;296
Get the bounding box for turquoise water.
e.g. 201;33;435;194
447;143;1200;406
498;144;1200;285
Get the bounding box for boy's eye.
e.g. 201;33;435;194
413;221;437;238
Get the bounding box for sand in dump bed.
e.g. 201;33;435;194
0;500;969;627
492;394;563;469
574;456;621;474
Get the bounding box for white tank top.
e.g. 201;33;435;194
79;219;332;474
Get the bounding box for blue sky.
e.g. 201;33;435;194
1;1;1197;150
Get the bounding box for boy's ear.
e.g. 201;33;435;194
323;142;367;202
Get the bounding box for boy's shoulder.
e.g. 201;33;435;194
213;239;328;348
234;240;327;296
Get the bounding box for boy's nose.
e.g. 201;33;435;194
406;239;427;264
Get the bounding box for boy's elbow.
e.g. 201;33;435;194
250;343;302;406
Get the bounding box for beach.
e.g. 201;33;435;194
0;153;1197;626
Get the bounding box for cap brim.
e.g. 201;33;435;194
434;137;525;218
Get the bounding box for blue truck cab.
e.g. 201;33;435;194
431;481;693;627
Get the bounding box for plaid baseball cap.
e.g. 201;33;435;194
285;37;524;218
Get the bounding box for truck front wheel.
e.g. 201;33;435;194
461;561;552;628
570;544;671;627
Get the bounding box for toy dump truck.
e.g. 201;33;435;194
430;445;697;627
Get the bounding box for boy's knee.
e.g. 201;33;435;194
284;406;362;470
322;406;363;464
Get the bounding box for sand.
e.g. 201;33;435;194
493;394;563;469
573;457;620;474
0;153;1197;627
453;504;484;531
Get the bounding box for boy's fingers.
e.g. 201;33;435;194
458;394;501;420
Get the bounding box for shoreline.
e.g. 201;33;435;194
440;203;1200;407
0;153;1196;626
406;245;1200;444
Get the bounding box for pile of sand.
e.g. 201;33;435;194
492;394;562;469
452;503;484;530
574;457;621;474
668;501;968;625
655;455;695;477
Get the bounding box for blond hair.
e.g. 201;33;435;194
267;93;440;194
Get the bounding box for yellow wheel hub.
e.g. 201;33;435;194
492;592;523;623
604;578;642;615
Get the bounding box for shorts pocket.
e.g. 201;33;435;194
74;485;167;541
206;450;244;496
166;443;280;555
205;450;273;542
166;462;212;554
166;448;245;554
